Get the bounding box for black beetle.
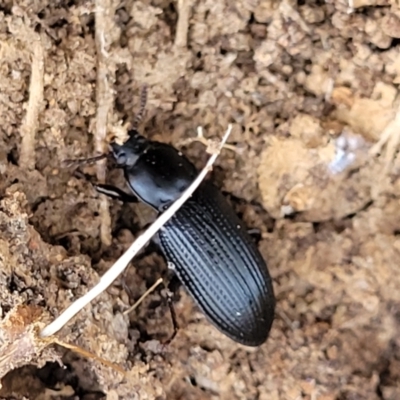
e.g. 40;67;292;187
94;126;275;347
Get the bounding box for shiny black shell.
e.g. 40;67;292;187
123;142;198;211
112;132;275;346
158;181;275;346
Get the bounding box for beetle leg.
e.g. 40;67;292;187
123;270;180;344
247;228;262;244
222;191;265;209
94;183;139;203
163;292;179;344
124;267;180;345
220;191;265;243
160;272;181;345
168;302;179;342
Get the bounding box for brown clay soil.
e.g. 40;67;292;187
1;0;400;399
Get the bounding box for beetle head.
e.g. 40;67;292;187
111;129;148;168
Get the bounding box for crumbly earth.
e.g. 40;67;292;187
1;0;400;399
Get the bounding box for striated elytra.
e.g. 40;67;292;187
102;129;275;346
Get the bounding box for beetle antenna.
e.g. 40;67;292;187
132;84;148;131
61;153;107;168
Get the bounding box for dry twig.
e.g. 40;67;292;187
94;0;117;246
175;0;194;48
179;126;241;154
19;34;44;171
52;338;126;375
123;277;164;315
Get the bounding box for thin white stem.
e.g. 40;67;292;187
40;125;233;338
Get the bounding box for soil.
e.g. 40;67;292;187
1;0;400;399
